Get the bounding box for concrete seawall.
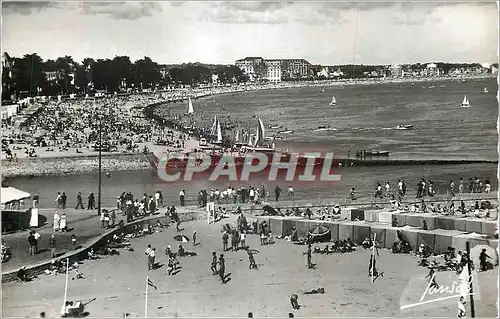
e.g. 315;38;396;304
1;208;204;283
1;153;150;179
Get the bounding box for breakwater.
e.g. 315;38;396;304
338;158;498;167
1;153;150;179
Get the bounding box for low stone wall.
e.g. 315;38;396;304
2;153;150;178
1;209;203;283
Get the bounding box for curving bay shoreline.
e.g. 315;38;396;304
3;74;495;180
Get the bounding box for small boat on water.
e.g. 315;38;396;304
461;94;470;108
329;95;337;106
314;125;337;132
269;124;282;129
396;124;414;130
484;87;489;93
278;129;294;134
365;150;390;157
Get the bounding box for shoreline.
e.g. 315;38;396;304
3;74;495;180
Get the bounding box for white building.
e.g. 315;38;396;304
264;60;282;82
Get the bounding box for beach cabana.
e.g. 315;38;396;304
349;221;371;244
293;220;310;238
378;211;394;224
338;221;354;240
393;213;407;227
420;214;436;230
481;220;497;237
269;216;298;237
370;223;388;248
452;232;489;252
364;210;379;222
385;226;399;248
1;187;31;205
399;226;420;252
403;213;421;228
417;230;435;251
435;216;456;231
465;218;483;233
452;218;467;232
429;229;465;254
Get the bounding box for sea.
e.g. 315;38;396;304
9;78;499;207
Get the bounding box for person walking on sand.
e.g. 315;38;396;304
53;211;61;232
304;243;313;269
192;231;197;246
61;192;67;209
75;192;84;209
211;251;218;275
240;231;246;249
145;244;153;270
49;234;56;258
34;230;41;253
218;253;226;284
28;231;36;256
290;294;299;311
247;248;257;269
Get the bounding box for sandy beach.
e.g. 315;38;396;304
2;215;498;318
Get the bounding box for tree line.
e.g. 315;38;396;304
1;52;247;102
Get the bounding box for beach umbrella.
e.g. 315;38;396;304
174;235;190;243
262;205;279;216
470;244;498;268
308;224;331;243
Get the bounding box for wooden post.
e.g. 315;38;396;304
371;233;377;283
145;276;149;318
466;242;475;318
63;258;69;314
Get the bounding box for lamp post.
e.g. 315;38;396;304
97;113;103;216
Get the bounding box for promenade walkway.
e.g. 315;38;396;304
2;206;197;273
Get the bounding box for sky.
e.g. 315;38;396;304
1;1;498;65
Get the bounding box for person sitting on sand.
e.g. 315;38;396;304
88;249;99;260
304;287;325;295
362;237;371;249
178;244;186;257
17;266;30;282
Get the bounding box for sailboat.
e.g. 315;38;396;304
245;118;275;152
212;120;223;145
329;95;337;106
461;94;470;108
484;87;489;93
210;115;218;135
185;98;194;115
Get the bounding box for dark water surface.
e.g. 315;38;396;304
10;163;497;208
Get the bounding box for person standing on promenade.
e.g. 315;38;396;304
222;231;229;251
70;234;77;250
33;194;39;208
111;210;116;227
458;178;464;194
485;179;491;193
288;186;294;201
49;234;56;258
275;186;281;202
53;211;61;232
449;180;456;197
60;213;67;232
87;193;95;210
61;192;67;209
179;189;186;206
75;192;84;209
55;192;62;208
28;231;36;255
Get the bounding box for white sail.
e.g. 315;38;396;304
461;94;470;108
235;130;240;143
247;131;253;146
216;121;222;143
330;95;337;106
210;115;217;135
187;98;194;114
255;118;266;146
